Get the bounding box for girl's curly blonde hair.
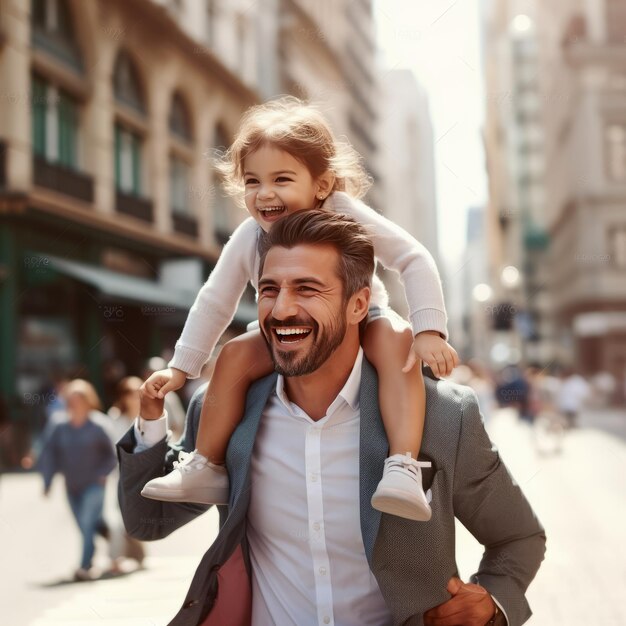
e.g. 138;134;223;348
216;96;371;203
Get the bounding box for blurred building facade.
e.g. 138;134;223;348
482;0;626;398
377;69;440;315
0;0;385;445
461;206;491;364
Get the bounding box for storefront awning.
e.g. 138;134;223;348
46;255;195;309
43;255;257;324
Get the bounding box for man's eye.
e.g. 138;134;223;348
260;287;278;295
297;286;317;293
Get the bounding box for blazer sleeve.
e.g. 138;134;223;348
453;387;546;626
116;386;211;541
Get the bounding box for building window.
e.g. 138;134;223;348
31;74;78;169
213;123;233;241
31;0;83;72
605;123;626;182
113;51;146;198
611;228;626;268
113;51;145;114
114;124;142;195
169;93;192;142
169;155;191;214
169;93;193;216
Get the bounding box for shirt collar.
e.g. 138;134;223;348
275;347;363;415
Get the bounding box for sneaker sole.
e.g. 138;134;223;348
140;485;229;505
371;488;432;521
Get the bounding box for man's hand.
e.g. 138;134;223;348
403;331;460;377
424;577;498;626
143;367;187;400
139;384;166;421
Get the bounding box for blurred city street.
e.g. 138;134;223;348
1;0;625;624
2;407;624;626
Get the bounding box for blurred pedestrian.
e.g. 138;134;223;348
495;364;531;422
526;367;565;455
557;368;591;428
106;377;146;572
37;379;117;581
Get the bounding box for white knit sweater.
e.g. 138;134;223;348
169;191;448;378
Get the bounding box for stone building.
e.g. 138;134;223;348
0;0;258;430
482;0;626;394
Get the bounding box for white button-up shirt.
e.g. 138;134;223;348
246;348;392;626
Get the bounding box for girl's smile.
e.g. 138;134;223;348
243;144;329;231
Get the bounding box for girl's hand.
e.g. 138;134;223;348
142;368;187;399
402;331;460;377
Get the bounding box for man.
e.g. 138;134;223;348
117;211;545;626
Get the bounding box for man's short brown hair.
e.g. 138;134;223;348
258;209;375;302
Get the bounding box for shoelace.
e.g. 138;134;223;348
173;450;207;472
384;453;431;480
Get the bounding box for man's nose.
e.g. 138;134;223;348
272;289;298;319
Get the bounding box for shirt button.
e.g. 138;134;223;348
323;617;330;624
313;522;320;531
319;566;327;575
310;473;318;482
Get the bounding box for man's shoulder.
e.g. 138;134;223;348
362;358;479;429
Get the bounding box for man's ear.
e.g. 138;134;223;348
347;286;370;326
316;170;336;199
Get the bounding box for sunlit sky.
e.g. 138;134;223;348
374;0;487;268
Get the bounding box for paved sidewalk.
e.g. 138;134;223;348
2;406;625;625
456;408;626;626
0;471;219;626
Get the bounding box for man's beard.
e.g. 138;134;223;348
262;312;347;377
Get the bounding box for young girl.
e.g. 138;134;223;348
141;98;459;521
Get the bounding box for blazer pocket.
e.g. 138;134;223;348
424;469;444;504
418;457;438;492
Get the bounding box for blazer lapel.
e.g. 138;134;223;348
359;358;389;566
226;372;279;514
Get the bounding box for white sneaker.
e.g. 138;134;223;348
371;453;432;521
141;450;229;505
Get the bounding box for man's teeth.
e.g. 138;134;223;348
275;328;309;335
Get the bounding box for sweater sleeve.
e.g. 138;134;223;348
329;192;449;339
169;217;259;378
97;426;118;478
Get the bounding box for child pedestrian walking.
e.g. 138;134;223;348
141;97;459;521
38;379;117;580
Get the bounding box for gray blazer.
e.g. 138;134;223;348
117;361;545;626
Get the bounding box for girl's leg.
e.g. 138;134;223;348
364;316;432;521
141;330;274;504
362;318;425;457
196;329;274;464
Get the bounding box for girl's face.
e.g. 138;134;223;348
243;144;331;232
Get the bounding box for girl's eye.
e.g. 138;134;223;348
276;177;293;183
244;178;259;185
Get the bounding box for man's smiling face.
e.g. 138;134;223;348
258;243;348;377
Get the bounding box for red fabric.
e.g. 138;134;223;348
200;544;251;626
